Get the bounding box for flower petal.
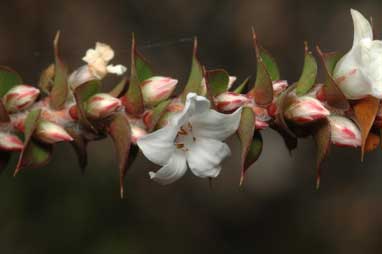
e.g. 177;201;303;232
95;42;115;62
136;126;177;166
169;93;210;127
107;64;127;75
351;9;373;48
186;138;230;178
149;150;187;185
190;107;242;141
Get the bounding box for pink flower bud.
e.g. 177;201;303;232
284;96;330;124
215;92;249;112
0;132;24;151
328;116;361;147
85;93;122;119
272;80;288;96
131;124;147;144
141;76;177;105
2;85;40;113
34;120;73;144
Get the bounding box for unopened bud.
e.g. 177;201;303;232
272;80;288;96
284;96;330;124
215;92;249;112
0;132;24;151
3;85;40;113
141;76;177;106
85;93;122;119
328;115;361;147
34;120;73;144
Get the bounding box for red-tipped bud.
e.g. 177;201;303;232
214;92;249;112
272;80;288;96
284;96;330;124
141;76;177;106
69;105;79;120
2;85;40;113
34;120;73;144
0;132;24;151
328;116;361;147
85;93;122;119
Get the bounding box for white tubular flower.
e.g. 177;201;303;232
328;115;361;147
69;42;127;89
284;96;330;124
0;132;24;151
141;76;178;106
333;9;382;99
2;85;40;113
34;120;73;144
85;93;122;119
137;93;242;185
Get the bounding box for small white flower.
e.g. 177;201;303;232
137;93;242;185
69;42;127;89
333;9;382;99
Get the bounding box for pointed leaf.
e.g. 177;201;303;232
181;38;203;102
251;31;273;106
147;99;171;131
365;132;380;153
237;107;256;185
0;66;23;97
15;109;52;174
38;64;55;94
73;80;101;131
135;50;154;82
109;76;127;98
233;76;250;93
124;34;144;116
275;83;297;138
313;118;331;189
107;113;132;198
271;124;298;154
66;126;88;172
50;31;69;110
259;46;280;81
205;69;229;96
353;96;379;161
316;47;349;110
296;43;318;96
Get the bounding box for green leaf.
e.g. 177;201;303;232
107;113;132;198
66;126;88;172
233;76;250;94
275;83;297;138
245;131;263;173
251;30;273;106
74;80;101;131
50;31;69;110
14;109;52;175
181;38;204;102
147;99;171;131
109;76;127;98
313;119;331;189
316;47;349;110
135;50;154;82
259;46;280;81
205;69;229;97
124;34;144;116
0;101;10;123
0;66;23;97
237;107;256;185
296;43;318;96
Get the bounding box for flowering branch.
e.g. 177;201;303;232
0;9;380;197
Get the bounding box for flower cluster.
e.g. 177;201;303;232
0;9;380;197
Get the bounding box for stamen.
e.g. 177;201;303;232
178;126;188;135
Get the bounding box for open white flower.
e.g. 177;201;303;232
333;9;382;99
69;42;127;89
137;93;242;185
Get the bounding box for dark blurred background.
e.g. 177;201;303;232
1;0;382;253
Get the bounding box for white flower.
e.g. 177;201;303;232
333;9;382;99
69;42;127;89
137;93;242;185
